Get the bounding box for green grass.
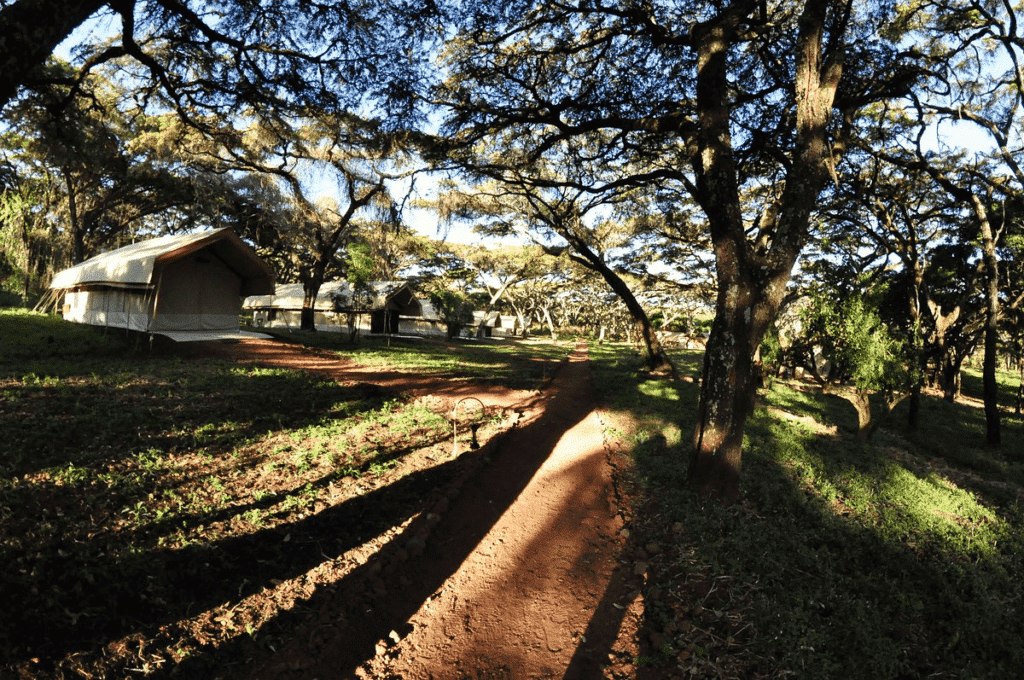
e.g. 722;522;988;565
0;311;569;678
590;342;1024;680
251;326;567;389
0;308;136;368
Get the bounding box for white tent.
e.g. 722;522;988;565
50;229;275;341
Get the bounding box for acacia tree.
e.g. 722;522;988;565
875;0;1024;447
809;147;969;428
411;243;479;338
0;0;438;121
434;175;677;370
449;242;557;338
161;104;421;332
0;59;253;302
434;0;915;501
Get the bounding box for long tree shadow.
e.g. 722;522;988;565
1;438;484;673
155;350;594;679
1;344;581;678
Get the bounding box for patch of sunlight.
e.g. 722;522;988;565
876;465;1002;558
637;380;682;402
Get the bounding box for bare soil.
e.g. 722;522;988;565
183;338;651;679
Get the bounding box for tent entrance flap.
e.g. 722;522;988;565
150;254;243;331
371;310;400;334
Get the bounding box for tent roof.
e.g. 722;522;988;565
473;310;501;326
50;228;275;296
244;280;414;312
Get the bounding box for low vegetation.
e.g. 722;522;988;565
591;343;1024;679
0;311;563;679
3;310;1022;679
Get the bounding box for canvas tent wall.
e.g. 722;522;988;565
50;229;274;340
396;299;448;337
244;281;422;334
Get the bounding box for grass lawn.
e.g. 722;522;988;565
590;343;1024;679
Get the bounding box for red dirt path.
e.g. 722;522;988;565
196;337;650;679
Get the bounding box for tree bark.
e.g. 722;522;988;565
299;265;326;332
852;389;872;441
1016;360;1023;415
940;352;963;401
301;283;320;331
542;306;557;341
907;384;921;430
972;194;1002;446
687;0;846;503
63;167;84;264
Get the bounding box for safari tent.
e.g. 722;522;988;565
50;228;275;341
243;280;424;334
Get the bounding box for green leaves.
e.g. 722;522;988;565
804;290;910;392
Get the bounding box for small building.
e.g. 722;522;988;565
50;228;275;341
244;281;424;334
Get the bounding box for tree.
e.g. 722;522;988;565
801;286;913;441
874;0;1024;447
449;242;557;339
0;58;248;301
0;1;438;121
434;174;678;372
0;0;105;109
161;108;415;332
808;143;972;428
329;242;377;342
409;241;479;339
434;0;916;501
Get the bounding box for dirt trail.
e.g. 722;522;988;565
234;340;643;679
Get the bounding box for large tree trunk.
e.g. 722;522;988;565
940;352;964;402
973;194;1002;446
63;168;86;264
982;306;1001;445
300;279;323;332
927;297;964;402
543;306;557;340
689;279;762;502
687;0;845;502
906;259;926;431
1015;360;1023;416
